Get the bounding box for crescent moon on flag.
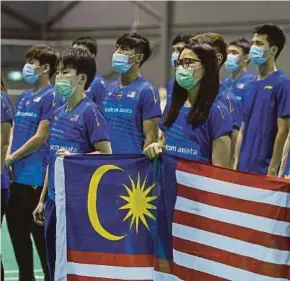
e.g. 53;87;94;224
88;164;126;241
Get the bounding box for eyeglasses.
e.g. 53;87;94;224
174;58;202;69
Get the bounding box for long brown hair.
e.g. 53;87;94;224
164;43;219;127
1;76;8;93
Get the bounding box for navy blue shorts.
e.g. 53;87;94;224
44;197;56;281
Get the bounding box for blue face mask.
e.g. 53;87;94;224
112;53;133;74
55;77;77;99
249;46;268;66
225;54;240;72
22;63;39;85
171;52;179;66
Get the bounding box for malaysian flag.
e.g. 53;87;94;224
54;154;159;281
155;156;290;281
54;154;290;281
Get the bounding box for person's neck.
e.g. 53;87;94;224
67;90;85;111
120;69;140;87
185;84;200;107
258;60;277;80
32;76;50;93
231;67;247;81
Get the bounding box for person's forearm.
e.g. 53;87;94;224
39;168;49;203
231;128;239;169
143;132;158;150
268;129;290;176
1;144;9;171
233;123;244;170
11;135;47;162
278;134;290;177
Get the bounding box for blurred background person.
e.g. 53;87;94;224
144;43;232;168
235;24;290;176
166;34;193;101
102;32;161;154
4;44;63;281
223;37;257;101
72;36;107;108
1;77;14;280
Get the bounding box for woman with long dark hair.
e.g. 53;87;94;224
144;43;232;167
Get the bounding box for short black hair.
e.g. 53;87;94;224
56;49;96;90
26;44;58;78
229;37;251;54
116;32;152;66
172;34;193;46
253;24;286;59
72;36;98;56
191;33;227;67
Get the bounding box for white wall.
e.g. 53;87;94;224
2;1;290;88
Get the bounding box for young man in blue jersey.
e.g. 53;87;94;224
223;38;257;101
33;49;111;281
166;34;192;100
235;24;290;176
72;36;107;108
1;79;14;280
103;32;161;154
4;44;63;281
191;33;241;166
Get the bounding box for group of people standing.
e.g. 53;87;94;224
1;22;290;281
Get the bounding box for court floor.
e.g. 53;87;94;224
1;218;44;280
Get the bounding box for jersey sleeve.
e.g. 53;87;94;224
1;95;13;123
275;79;290;118
209;102;233;141
87;76;108;107
40;91;59;121
84;106;110;146
140;85;162;121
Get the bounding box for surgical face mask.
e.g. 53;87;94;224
55;77;78;98
249;46;268;66
171;52;179;66
112;53;134;74
22;63;39;85
175;66;202;90
225;54;240;72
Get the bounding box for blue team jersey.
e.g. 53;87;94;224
85;73;107;108
102;76;162;154
1;92;14;189
159;100;232;162
222;71;257;102
48;97;110;200
11;85;63;186
238;70;290;175
166;78;175;101
218;82;242;129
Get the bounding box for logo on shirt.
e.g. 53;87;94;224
264;85;273;90
93;109;100;127
33;97;41;102
217;105;225;119
70;114;80;122
25;101;30;107
108;91;113;96
127;92;136;98
117;92;123;100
